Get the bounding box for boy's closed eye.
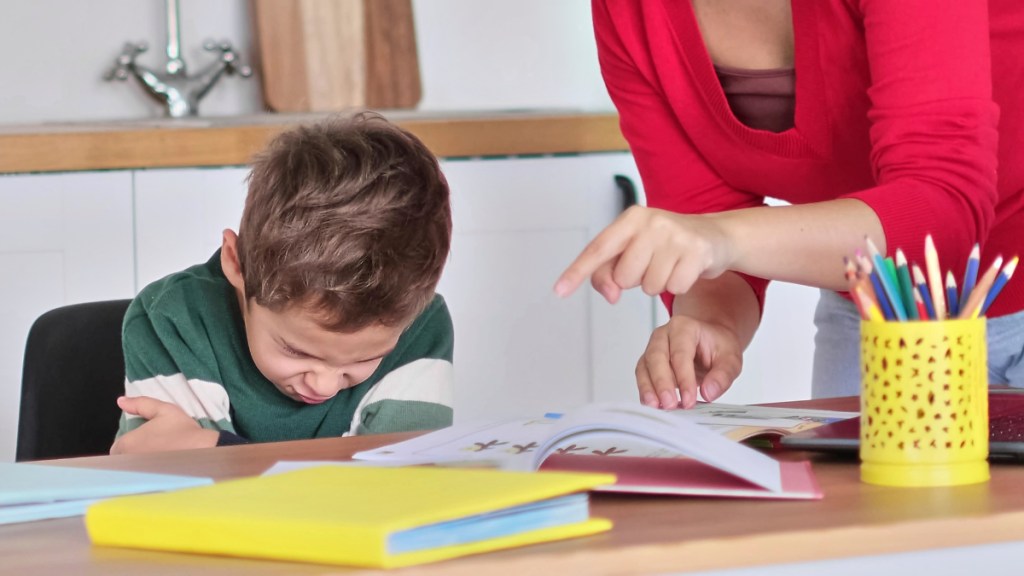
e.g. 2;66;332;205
281;343;312;358
280;339;393;365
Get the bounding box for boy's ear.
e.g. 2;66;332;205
220;229;245;292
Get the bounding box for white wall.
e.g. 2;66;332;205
0;0;612;124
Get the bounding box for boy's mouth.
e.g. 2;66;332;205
297;392;331;405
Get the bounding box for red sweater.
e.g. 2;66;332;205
594;0;1024;318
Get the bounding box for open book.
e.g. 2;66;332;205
355;402;857;500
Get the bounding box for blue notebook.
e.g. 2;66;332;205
0;462;212;525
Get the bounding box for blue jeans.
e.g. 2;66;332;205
810;290;1024;398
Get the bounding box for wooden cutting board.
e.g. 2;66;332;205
252;0;422;111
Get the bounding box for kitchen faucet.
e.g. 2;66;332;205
104;0;252;118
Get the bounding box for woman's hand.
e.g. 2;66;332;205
638;314;744;409
554;206;735;303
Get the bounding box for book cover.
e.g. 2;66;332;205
355;402;851;500
0;462;212;525
86;465;613;569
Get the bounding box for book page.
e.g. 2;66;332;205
530;403;782;492
355;402;852;493
679;404;858;441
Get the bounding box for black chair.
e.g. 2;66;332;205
16;299;132;461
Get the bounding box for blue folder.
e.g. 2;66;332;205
0;462;212;525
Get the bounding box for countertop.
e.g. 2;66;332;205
0;110;628;175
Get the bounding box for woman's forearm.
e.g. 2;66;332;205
711;198;885;291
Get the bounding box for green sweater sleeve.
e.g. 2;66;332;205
116;299;237;439
351;296;455;435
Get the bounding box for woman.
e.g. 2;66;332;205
555;0;1024;408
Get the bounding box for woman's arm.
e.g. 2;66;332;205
711;198;884;291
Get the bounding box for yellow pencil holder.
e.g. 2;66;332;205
859;318;989;487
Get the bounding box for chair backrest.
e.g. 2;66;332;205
16;299;132;461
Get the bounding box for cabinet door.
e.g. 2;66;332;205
0;172;134;462
133;167;249;290
437;154;658;421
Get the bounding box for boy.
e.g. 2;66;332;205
110;112;454;454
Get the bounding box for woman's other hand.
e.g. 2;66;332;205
637;314;743;409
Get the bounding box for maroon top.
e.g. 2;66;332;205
714;64;796;134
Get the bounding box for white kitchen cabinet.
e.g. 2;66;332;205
437;154;657;421
0;156;818;463
131;164;820;412
133;167;250;290
131;155;659;423
0;172;135;462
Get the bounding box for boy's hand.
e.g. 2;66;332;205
110;396;220;455
637;315;743;410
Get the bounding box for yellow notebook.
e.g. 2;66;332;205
85;465;613;569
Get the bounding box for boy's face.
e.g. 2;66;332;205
241;301;402;404
221;230;403;404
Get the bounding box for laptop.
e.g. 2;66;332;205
779;389;1024;459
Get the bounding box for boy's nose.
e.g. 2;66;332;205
304;370;343;398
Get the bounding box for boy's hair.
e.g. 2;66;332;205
236;112;451;331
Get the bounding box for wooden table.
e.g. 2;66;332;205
6;397;1024;575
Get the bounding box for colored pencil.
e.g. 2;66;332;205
946;271;959;317
957;244;980;314
858;269;881;313
852;258;884;321
858;253;895;320
854;251;881;305
866;237;907;321
924;235;947;320
912;264;936;320
883;257;907;320
980;256;1019;316
960;255;1003;319
913;286;929;321
844;258;870;320
894;249;918;320
856;285;885;322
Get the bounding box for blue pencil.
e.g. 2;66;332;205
946;271;959;317
980;256;1019;315
958;244;980;314
865;237;907;320
859;253;896;320
912;264;936;320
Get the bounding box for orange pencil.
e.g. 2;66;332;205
855;255;881;308
855;285;885;322
959;255;1004;319
845;258;870;320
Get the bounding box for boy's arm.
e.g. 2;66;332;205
113;305;243;452
349;296;455;435
110;396;219;454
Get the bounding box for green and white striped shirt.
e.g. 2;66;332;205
116;251;454;442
